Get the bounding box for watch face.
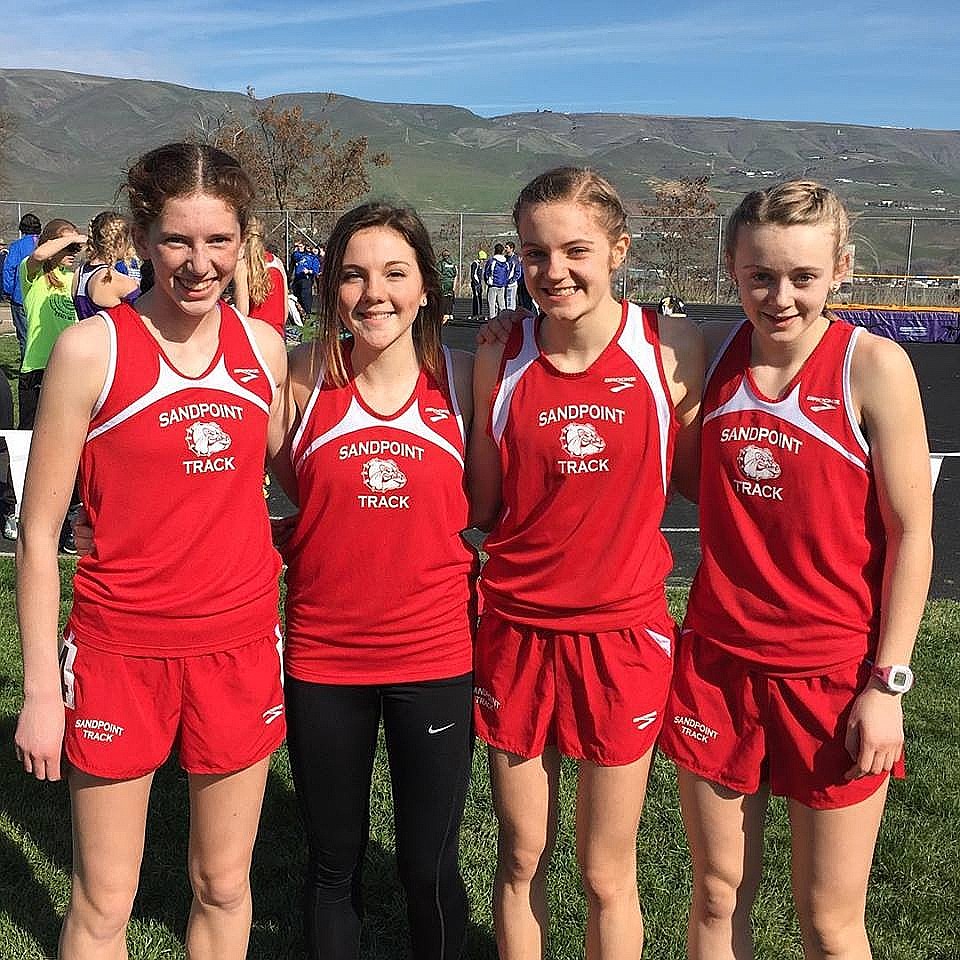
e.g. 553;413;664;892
888;666;913;693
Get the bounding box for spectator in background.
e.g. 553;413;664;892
291;241;319;317
503;241;521;311
289;239;305;278
3;213;42;359
0;241;8;301
470;249;487;321
483;242;511;319
72;212;140;320
114;245;143;282
234;216;289;340
312;244;326;306
438;248;458;321
18;219;84;431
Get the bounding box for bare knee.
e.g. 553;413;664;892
693;861;760;928
578;855;637;909
190;861;251;914
795;890;868;958
497;831;550;887
68;876;137;944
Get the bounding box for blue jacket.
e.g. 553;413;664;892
292;251;320;278
3;234;38;304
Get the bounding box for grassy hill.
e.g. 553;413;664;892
2;68;959;218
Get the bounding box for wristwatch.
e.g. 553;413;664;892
871;664;914;694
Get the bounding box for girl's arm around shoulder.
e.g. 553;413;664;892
246;317;294;502
14;318;109;782
266;340;322;505
843;331;932;781
658;313;706;502
466;340;506;532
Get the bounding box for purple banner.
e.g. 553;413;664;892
835;309;960;343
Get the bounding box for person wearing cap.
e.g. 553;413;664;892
470;249;488;322
3;213;42;359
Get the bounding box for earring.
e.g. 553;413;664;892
420;296;428;307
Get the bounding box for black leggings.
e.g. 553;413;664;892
285;672;473;960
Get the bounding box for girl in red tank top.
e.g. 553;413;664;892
276;202;475;959
469;167;704;959
14;143;288;958
661;181;932;959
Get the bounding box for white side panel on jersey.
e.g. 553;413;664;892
296;394;464;471
704;379;868;471
87;354;271;442
290;359;328;459
491;313;540;444
841;326;870;457
89;311;118;421
232;305;277;404
617;303;673;494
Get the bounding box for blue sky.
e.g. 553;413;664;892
9;0;960;130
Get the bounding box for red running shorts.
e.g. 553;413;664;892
659;629;905;809
61;627;286;779
473;610;675;766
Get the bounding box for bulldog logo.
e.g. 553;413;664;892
185;421;232;457
559;422;606;458
362;458;407;492
737;444;781;481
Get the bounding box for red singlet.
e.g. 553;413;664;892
685;320;884;672
247;253;286;338
283;345;474;685
480;301;677;631
69;301;282;656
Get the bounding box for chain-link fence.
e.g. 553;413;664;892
4;200;959;308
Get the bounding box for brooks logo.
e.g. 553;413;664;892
262;705;284;725
425;406;450;422
806;395;840;412
633;711;658;731
234;368;261;383
604;376;636;393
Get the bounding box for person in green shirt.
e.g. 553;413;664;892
19;218;85;430
437;249;457;322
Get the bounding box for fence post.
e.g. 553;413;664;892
904;218;916;306
457;213;464;298
715;215;724;304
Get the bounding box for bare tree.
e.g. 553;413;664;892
190;89;390;220
638;176;717;301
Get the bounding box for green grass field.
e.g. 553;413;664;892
1;568;957;960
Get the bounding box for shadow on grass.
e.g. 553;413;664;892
0;725;496;959
0;717;71;957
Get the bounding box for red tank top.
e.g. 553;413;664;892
69;301;282;656
686;320;884;673
481;301;677;631
247;253;286;338
283;345;474;684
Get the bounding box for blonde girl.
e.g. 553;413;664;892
72;211;140;319
659;181;932;960
469;166;703;959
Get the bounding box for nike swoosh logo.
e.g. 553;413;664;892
428;723;455;735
